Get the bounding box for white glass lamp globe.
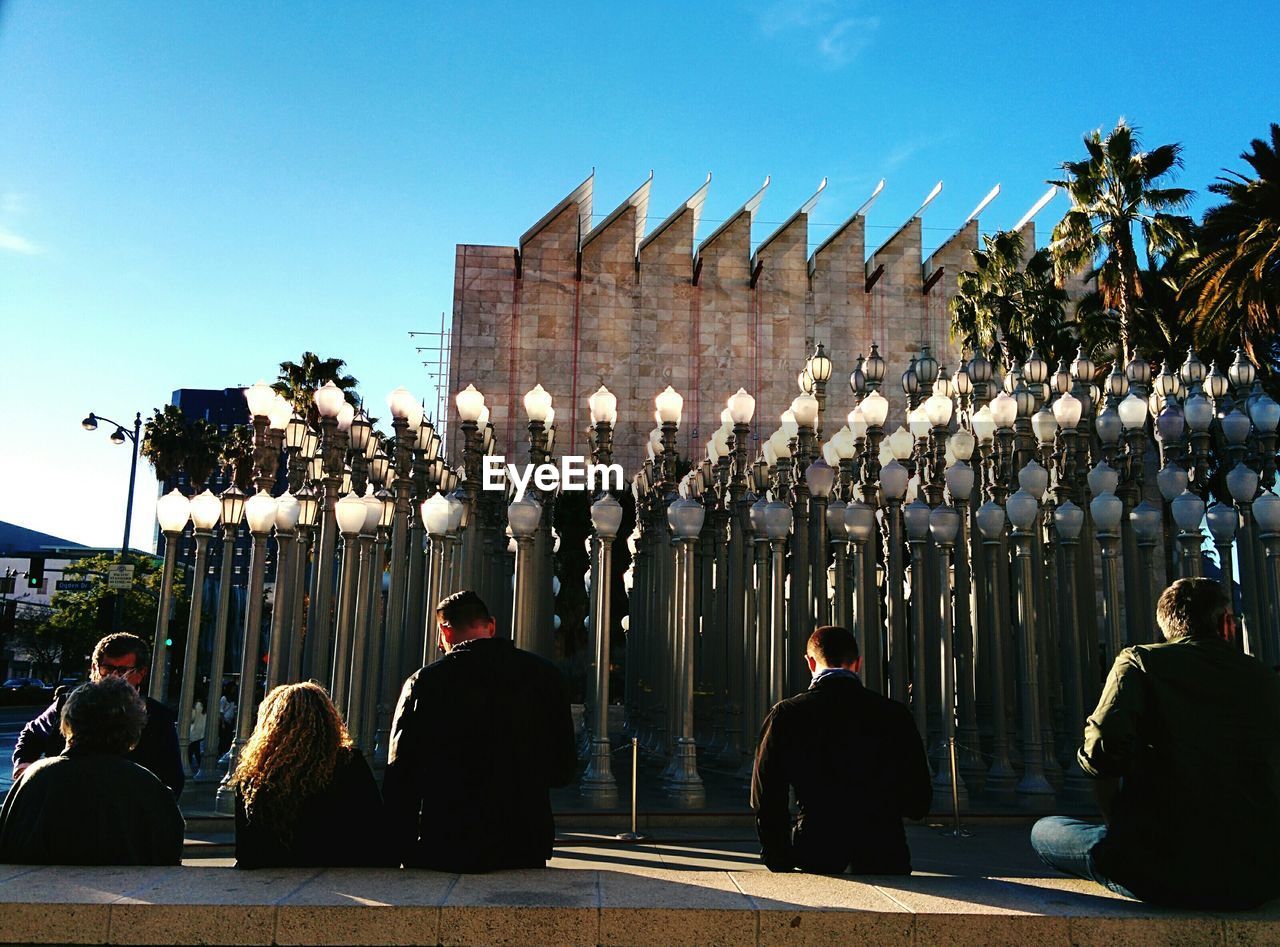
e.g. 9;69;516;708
523;384;553;423
244;380;277;419
588;386;618;426
156;489;191;534
189;490;222;531
655;386;684;425
244;491;279;536
314;382;345;419
727;388;756;425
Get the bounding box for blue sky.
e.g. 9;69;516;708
1;1;1275;549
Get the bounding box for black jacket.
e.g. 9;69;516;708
235;746;394;869
0;751;184;865
13;689;184;797
382;637;577;871
1079;636;1280;909
751;673;932;874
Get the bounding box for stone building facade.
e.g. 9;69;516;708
448;173;1046;475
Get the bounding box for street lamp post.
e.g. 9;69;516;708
330;492;369;711
198;484;245;782
581;494;623;806
150;489;191;701
265;494;300;690
215;489;278;813
666;497;705;807
82;409;143;630
175;490;219;779
975;501;1016;801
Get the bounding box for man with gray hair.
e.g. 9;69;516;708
0;677;184;865
1032;577;1280;908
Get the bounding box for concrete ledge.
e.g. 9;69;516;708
0;864;1275;946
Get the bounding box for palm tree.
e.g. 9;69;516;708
949;230;1072;365
220;424;254;492
141;405;189;485
141;405;227;494
1072;250;1202;365
1049;120;1195;360
272;352;360;424
1182;123;1280;366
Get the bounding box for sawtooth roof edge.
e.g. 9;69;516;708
582;171;653;253
518;170;594;250
637;173;711;255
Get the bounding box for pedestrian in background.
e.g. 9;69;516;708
12;633;183;796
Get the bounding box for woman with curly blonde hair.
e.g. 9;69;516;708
231;682;391;868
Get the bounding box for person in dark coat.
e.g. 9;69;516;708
0;677;184;865
383;590;577;872
1032;578;1280;909
232;681;392;869
752;625;932;874
13;633;184;797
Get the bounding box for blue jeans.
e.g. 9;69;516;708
1030;817;1138;900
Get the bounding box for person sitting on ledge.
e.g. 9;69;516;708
1032;577;1280;909
232;681;393;869
752;625;931;874
383;590;576;872
0;677;184;865
13;632;184;797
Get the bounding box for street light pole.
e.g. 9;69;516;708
82;410;143;631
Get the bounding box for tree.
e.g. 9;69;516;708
1183;123;1280;367
272;352;360;425
37;553;189;678
141;405;225;494
949;230;1072;365
1072;249;1205;366
220;424;254;491
1049;120;1195;361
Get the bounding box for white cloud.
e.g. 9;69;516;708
0;226;41;255
817;16;879;66
757;1;879;66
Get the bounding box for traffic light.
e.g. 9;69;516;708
165;638;173;647
26;557;44;589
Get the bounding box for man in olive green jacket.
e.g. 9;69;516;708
1032;578;1280;909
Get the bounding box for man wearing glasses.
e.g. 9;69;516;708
12;633;183;796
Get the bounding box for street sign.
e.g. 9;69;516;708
107;564;135;590
55;579;94;592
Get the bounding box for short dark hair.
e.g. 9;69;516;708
92;632;150;672
60;677;147;754
436;590;492;632
1156;578;1231;641
807;625;859;668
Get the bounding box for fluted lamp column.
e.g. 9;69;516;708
880;459;910;703
1090;487;1126;671
975;501;1017;800
763;500;793;709
215;490;278;814
198;485;246;781
508;496;542;653
330;492;369;713
928;504;968;810
666;496;706;807
1254;491;1280;665
1007;487;1055;806
175;490;219;779
582;494;623;806
150;489;191;702
1206;504;1241;647
265;493;301;690
345;494;384;745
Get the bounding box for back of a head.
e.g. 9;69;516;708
1156;578;1231;642
437;589;493;640
807;625;860;669
233;682;352;823
60;677;147;755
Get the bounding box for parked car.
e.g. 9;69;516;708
1;678;54;706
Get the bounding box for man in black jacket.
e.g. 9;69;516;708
751;625;932;873
12;633;184;797
0;676;184;865
383;590;576;872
